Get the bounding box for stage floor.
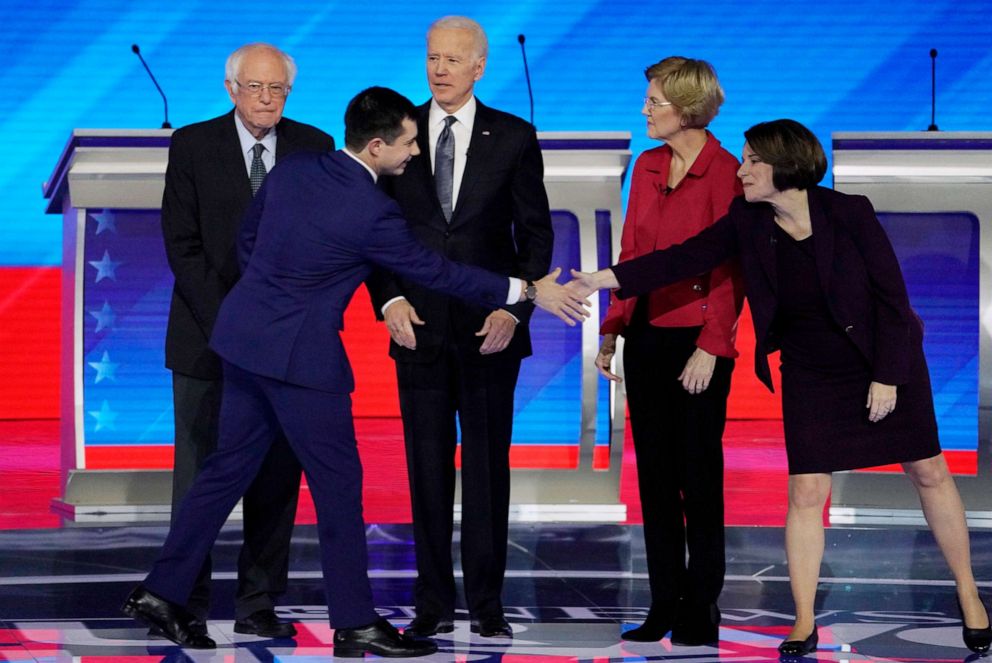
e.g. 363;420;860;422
0;522;988;661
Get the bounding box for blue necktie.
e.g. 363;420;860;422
250;143;267;196
435;116;456;222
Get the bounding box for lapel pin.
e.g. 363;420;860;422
482;130;491;136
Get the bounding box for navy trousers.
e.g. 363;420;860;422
144;361;379;628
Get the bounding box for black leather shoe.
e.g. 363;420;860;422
234;609;297;638
671;603;720;646
777;624;818;656
333;617;437;657
404;615;455;638
121;585;216;649
959;597;992;654
148;619;207;639
470;614;513;638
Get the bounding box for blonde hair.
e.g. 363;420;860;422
644;56;724;129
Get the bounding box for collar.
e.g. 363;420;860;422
429;96;477;133
342;148;378;182
685;131;722;178
234;112;277;155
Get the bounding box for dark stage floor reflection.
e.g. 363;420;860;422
1;523;988;661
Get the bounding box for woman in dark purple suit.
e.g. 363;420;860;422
567;119;991;656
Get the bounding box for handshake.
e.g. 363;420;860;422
522;267;620;326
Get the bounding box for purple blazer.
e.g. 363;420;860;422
612;186;922;392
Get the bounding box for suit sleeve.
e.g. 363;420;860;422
613;211;740;301
696;176;745;358
362;203;509;309
161;130;228;338
847;195;917;385
364;178;406;319
500;127;553;324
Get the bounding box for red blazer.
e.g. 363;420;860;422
612;186;923;392
600;133;744;358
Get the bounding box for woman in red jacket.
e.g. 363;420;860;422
598;56;743;646
570;119;991;657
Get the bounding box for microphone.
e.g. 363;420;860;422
517;34;535;127
131;44;171;128
927;48;938;132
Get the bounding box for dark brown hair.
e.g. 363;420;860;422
743;119;826;190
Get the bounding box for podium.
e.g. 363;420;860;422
43;129;632;524
831;132;992;527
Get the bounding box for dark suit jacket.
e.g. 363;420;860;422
162;109;335;379
368;100;553;364
210;151;511;394
612;186;922;391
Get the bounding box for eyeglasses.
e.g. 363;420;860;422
643;97;674;111
236;80;291;97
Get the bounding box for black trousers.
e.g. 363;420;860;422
171;372;303;619
621;323;733;613
396;345;521;620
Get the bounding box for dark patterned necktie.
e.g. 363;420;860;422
435;116;456;222
250;143;267;196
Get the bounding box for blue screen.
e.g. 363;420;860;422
6;0;992;265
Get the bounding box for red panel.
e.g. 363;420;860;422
342;284;400;417
0;268;60;419
87;445;172;469
726;301;782;420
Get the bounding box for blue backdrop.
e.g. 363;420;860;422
6;0;992;266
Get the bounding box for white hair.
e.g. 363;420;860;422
225;43;297;89
428;16;488;59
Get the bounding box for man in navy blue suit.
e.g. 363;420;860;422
122;87;587;658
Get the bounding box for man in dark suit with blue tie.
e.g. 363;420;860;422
124;87;586;657
161;42;334;638
367;16;553;639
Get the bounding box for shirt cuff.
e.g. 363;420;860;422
381;296;407;316
506;277;523;305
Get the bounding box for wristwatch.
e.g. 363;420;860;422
525;281;537;302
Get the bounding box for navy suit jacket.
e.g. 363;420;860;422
162;110;334;379
368;100;553;364
210;150;510;393
612;186;922;391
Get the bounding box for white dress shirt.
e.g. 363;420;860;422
234;113;277;175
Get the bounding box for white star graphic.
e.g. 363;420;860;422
88;351;119;383
88;251;122;282
89;301;116;332
91;211;117;235
88;400;118;431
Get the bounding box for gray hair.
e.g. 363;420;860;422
225;43;297;89
427;16;488;59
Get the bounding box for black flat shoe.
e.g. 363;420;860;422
470;614;513;638
122;585;216;649
959;597;992;654
234;609;297;638
333;617;437;657
778;624;818;656
404;614;455;638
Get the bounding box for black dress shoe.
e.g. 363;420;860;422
148;619;207;638
121;585;216;649
671;603;720;646
404;615;455;637
777;624;818;656
959;597;992;654
234;609;297;638
333;617;437;658
470;614;513;638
